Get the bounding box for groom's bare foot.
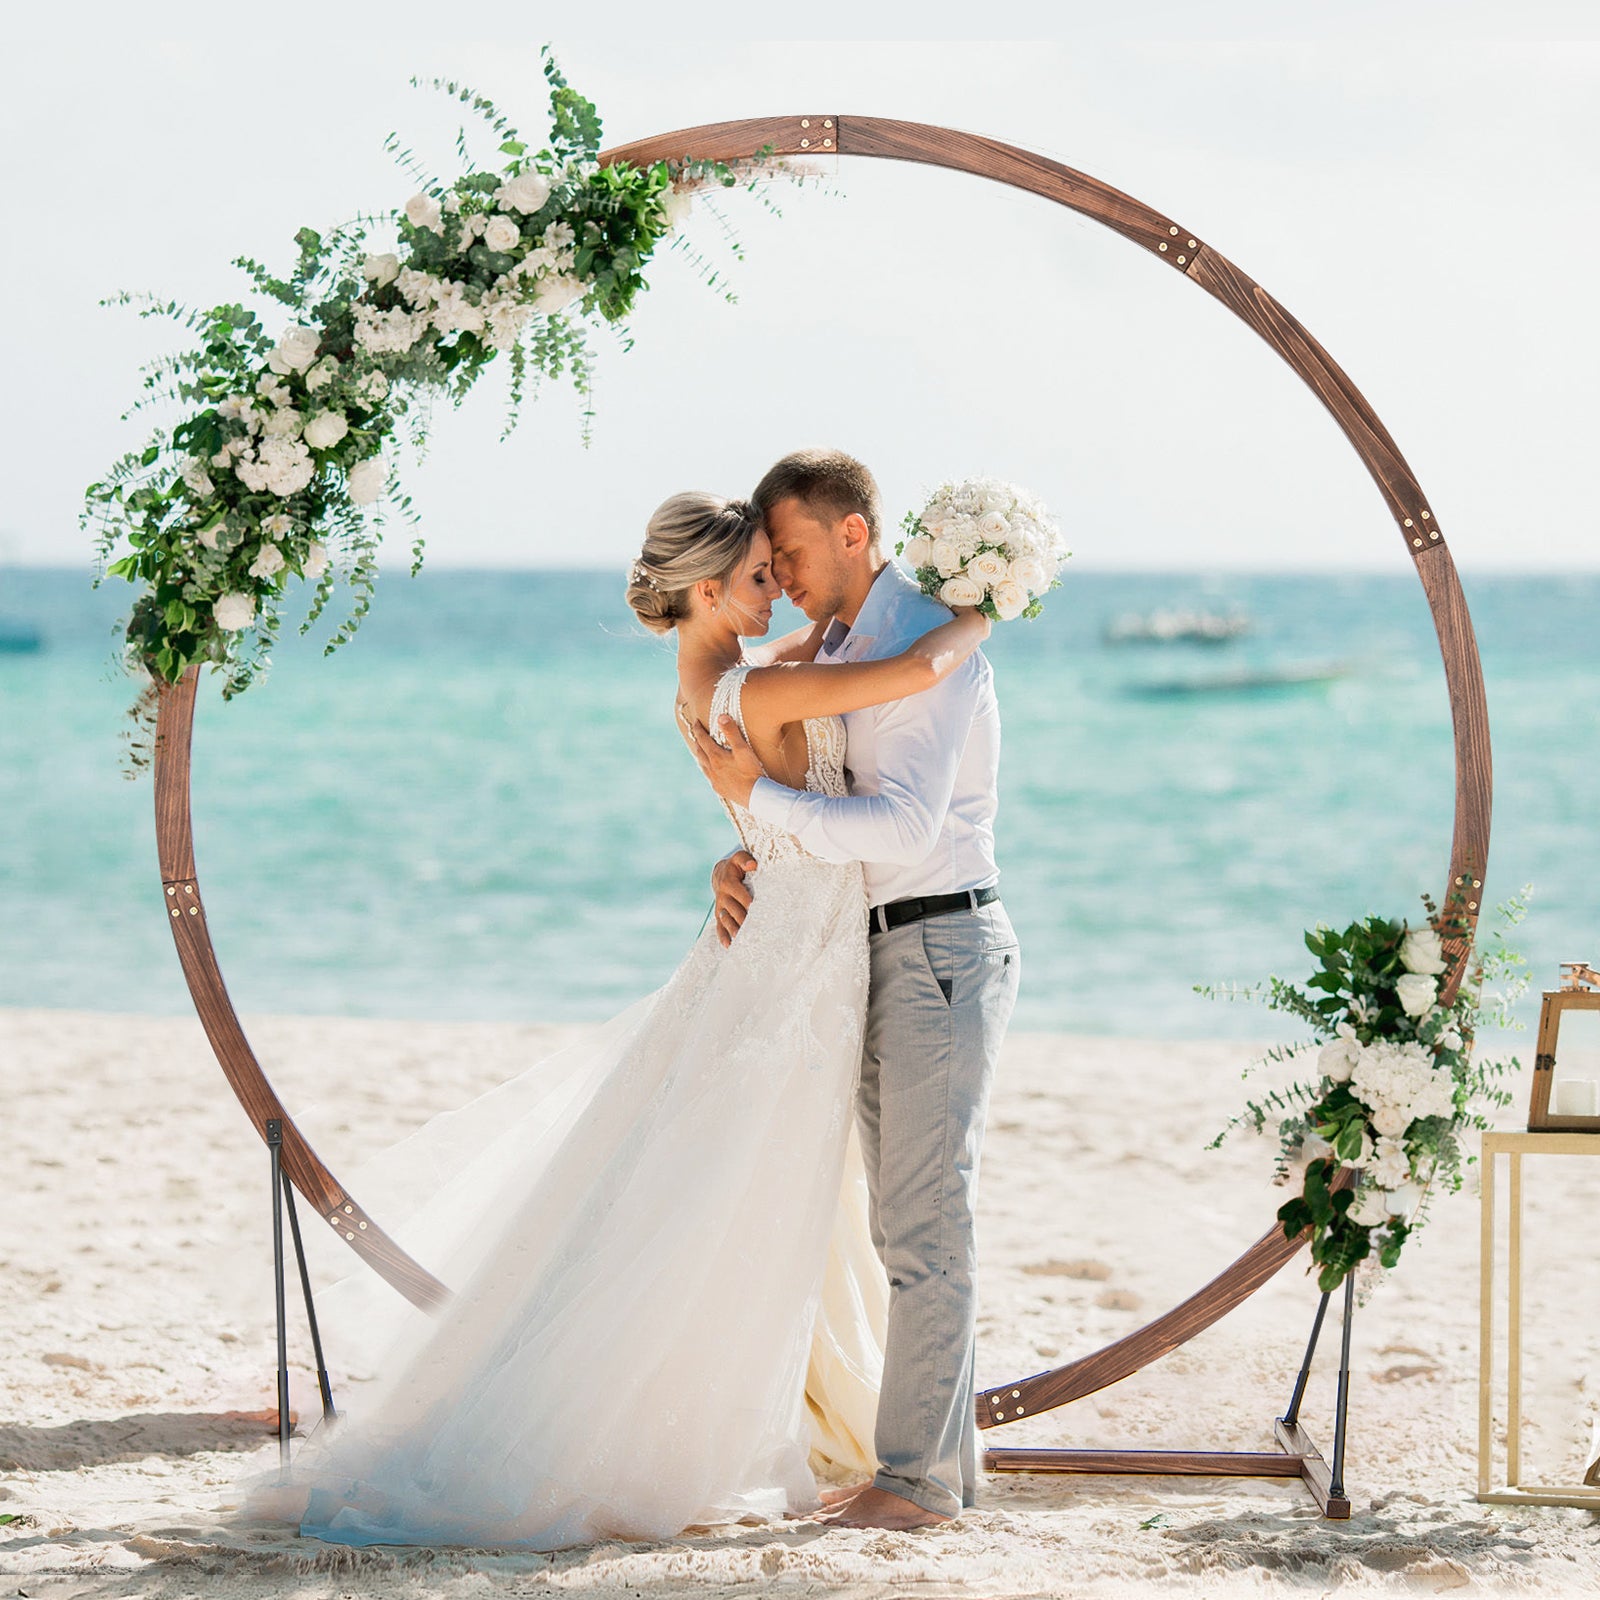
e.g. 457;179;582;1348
818;1482;871;1507
816;1486;951;1530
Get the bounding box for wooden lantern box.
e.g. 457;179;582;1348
1526;964;1600;1133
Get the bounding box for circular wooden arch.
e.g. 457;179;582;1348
151;115;1492;1431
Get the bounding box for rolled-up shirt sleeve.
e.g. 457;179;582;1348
745;658;979;867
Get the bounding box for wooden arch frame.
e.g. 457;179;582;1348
150;115;1493;1434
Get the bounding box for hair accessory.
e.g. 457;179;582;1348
631;560;661;592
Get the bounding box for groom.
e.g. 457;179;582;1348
689;448;1020;1530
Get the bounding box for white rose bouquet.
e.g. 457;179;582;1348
896;476;1069;622
1206;891;1527;1291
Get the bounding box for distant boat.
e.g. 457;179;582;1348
0;617;42;653
1124;662;1349;698
1103;607;1251;646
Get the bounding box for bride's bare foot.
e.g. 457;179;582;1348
818;1482;871;1507
816;1486;951;1530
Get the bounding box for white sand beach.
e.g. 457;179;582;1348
3;1006;1599;1598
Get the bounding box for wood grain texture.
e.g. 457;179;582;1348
1275;1418;1352;1518
153;671;448;1313
984;1447;1307;1478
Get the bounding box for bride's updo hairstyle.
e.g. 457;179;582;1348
626;492;760;635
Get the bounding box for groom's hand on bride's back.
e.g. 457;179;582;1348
711;851;758;947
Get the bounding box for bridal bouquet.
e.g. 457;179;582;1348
1206;892;1526;1291
896;477;1068;621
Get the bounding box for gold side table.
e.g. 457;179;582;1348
1477;1130;1600;1507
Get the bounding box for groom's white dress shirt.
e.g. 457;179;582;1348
745;561;1001;910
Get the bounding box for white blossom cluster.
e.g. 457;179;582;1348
159;153;701;639
898;477;1069;621
1306;922;1463;1225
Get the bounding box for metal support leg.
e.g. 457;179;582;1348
280;1169;336;1425
1282;1290;1332;1427
1329;1270;1356;1500
267;1118;292;1481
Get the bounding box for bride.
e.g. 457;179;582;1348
292;491;989;1550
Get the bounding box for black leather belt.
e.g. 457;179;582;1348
868;885;1000;936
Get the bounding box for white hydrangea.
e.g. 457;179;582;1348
397;268;440;308
234;436;314;497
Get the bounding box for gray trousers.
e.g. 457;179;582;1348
857;900;1020;1516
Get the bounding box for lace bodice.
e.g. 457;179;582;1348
711;663;849;867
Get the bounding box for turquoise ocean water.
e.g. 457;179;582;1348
2;566;1596;1038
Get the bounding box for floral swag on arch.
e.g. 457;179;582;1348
85;51;786;722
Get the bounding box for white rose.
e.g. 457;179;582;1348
978;510;1010;540
483;214;522;254
1384;1181;1424;1217
266;325;321;376
1438;1023;1464;1053
929;535;964;576
212;591;256;632
991;579;1029;621
531;272;585;313
405;192;443;232
939;575;985;607
347;456;386;506
1319;1033;1361;1083
1371;1102;1412;1138
1008;554;1048;594
1395;972;1438;1018
302;541;329;579
262;407;303;439
305;357;339;392
361;252;401;287
967;549;1010;587
495;170;552;213
900;534;934;569
303;411;349;450
1400;926;1448;976
248;543;286;579
1349;1186;1390;1227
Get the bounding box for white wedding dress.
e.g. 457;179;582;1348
293;666;886;1549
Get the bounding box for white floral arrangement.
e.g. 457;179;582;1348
896;477;1069;621
86;55;779;719
1207;895;1526;1291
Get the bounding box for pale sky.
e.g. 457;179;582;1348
4;9;1598;572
